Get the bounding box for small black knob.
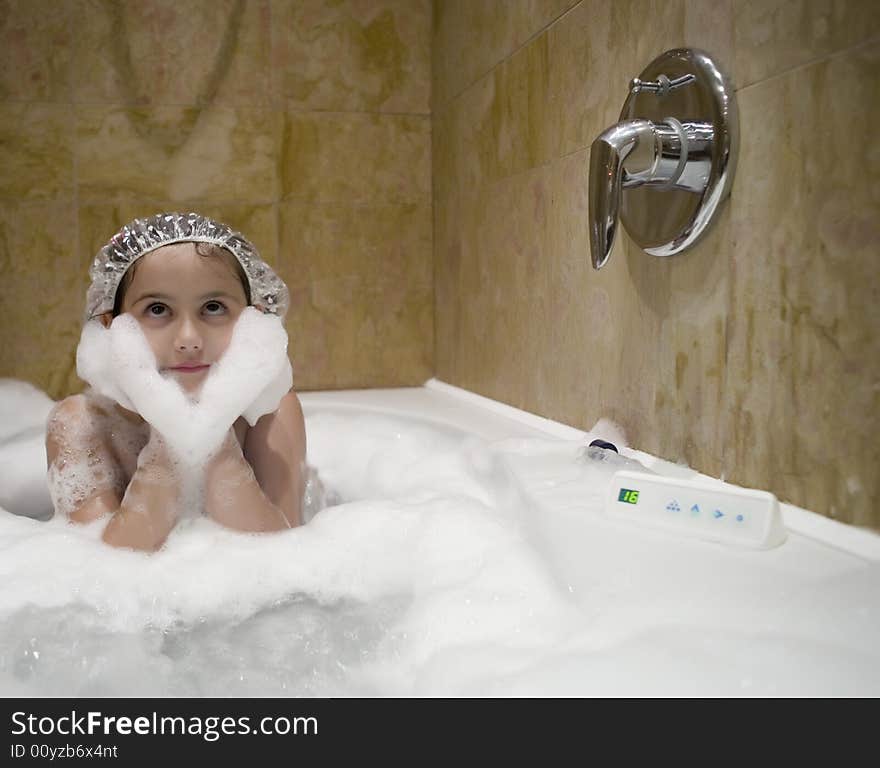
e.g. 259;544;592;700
588;439;618;453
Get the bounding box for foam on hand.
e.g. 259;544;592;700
75;308;292;467
199;307;293;428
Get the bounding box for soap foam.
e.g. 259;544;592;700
1;384;879;696
76;308;292;467
46;307;297;523
0;406;584;696
0;380;55;519
44;397;129;519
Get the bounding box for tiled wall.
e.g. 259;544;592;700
433;0;880;528
2;0;877;529
0;0;433;395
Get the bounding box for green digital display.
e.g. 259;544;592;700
618;488;640;505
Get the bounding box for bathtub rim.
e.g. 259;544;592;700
298;378;880;563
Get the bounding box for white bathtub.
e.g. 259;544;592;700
0;378;878;696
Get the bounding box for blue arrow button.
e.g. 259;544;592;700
713;509;724;519
690;504;700;516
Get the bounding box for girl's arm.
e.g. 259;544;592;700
46;396;182;551
100;429;181;551
203;390;306;531
46;395;125;524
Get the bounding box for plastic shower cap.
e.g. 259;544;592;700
84;212;289;322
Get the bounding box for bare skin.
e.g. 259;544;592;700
46;243;306;551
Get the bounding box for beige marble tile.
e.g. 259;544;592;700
439;158;730;480
280;112;430;204
78;203;279;276
76;105;279;203
0;202;83;400
605;0;736;99
432;217;459;383
432;105;462;383
434;0;734;461
452;164;552;410
73;0;271;106
684;0;735;80
544;0;617;160
271;0;431;114
539;149;596;425
0;104;74;200
432;0;578;110
0;0;73;102
735;0;880;89
606;0;688;84
432;29;555;198
431;70;491;205
545;0;734;158
726;43;880;527
442;182;727;482
541;148;644;436
439;0;735;194
630;205;731;477
486;31;555;183
433;0;876;531
279;201;432;389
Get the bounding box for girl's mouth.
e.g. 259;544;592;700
168;364;210;374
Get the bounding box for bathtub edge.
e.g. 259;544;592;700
423;378;588;440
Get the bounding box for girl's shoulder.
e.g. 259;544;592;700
235;389;304;449
47;390;148;456
48;389;139;428
47;390;105;429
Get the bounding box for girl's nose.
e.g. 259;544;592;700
174;318;202;352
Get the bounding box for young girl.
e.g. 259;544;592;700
45;212;307;552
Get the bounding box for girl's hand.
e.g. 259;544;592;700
101;425;183;550
202;423;294;532
205;427;242;474
138;425;175;469
132;427;183;503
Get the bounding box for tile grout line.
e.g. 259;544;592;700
437;0;584;113
434;35;880;201
39;198;431;208
736;34;880;93
429;6;437;381
3;94;431;119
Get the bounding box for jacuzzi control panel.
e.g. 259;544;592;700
606;470;787;549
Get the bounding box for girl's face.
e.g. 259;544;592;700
119;243;248;392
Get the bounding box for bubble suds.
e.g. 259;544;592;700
77;309;291;467
0;407;581;696
0;596;407;697
301;463;342;524
49;306;298;522
46;397;133;519
5;383;880;696
178;469;206;520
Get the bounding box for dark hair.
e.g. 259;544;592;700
112;242;252;317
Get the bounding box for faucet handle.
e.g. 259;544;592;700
630;73;695;95
588;120;655;270
589;118;693;270
587;49;737;268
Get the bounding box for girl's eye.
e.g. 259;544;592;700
203;301;226;315
146;303;168;317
